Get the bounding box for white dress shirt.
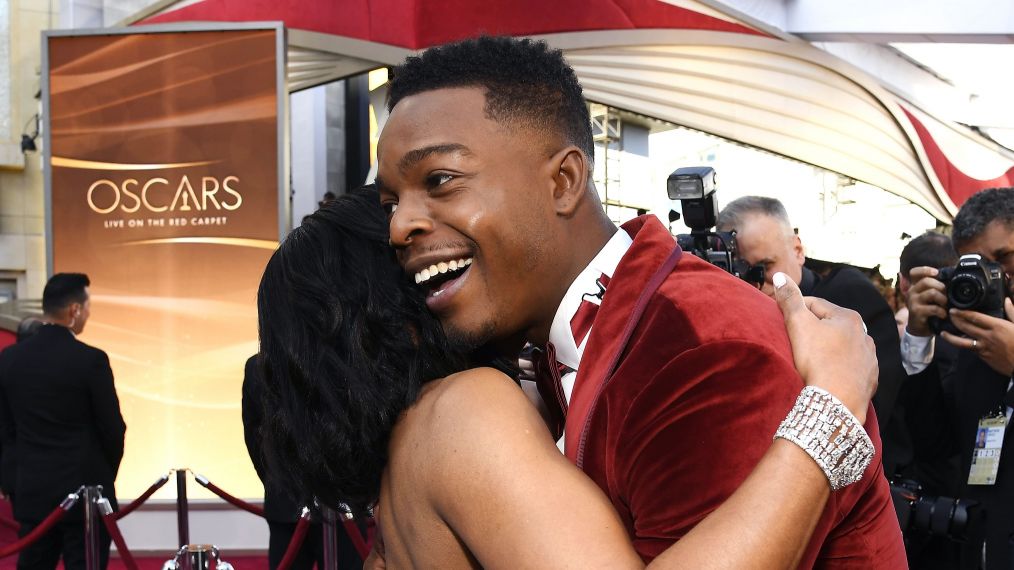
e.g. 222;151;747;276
546;229;632;446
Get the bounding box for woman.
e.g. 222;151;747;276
256;188;879;568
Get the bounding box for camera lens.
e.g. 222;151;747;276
949;275;984;309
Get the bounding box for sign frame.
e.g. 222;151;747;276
41;21;290;275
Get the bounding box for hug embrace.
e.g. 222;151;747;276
255;36;907;569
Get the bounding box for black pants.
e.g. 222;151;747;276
267;520;364;570
15;518;110;570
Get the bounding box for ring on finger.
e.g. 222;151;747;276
972;338;978;350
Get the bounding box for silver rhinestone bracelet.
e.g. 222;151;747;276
774;386;875;490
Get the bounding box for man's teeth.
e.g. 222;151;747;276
415;258;472;284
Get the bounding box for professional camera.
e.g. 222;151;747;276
667;166;764;286
890;480;984;544
930;253;1010;334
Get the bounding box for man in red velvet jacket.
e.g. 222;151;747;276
377;36;906;566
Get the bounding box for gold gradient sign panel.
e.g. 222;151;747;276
44;26;285;499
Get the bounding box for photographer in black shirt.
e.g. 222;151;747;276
903;188;1014;570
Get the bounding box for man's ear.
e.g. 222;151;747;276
792;235;806;265
549;146;591;217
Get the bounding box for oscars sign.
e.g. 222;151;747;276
43;24;287;499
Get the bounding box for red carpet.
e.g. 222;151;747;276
0;501;268;569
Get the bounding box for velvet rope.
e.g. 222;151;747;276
0;494;77;558
275;510;312;570
193;474;265;518
341;517;371;561
113;474;170;521
101;514;139;570
0;515;18;532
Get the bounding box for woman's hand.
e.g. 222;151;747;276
772;272;878;423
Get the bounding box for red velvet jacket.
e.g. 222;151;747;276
564;216;906;568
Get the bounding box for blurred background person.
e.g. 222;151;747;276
0;273;125;570
14;317;43;344
896;232;959;337
717;196;908;478
0;317;46;505
893;231;961;569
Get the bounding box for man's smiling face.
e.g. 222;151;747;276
377;86;562;352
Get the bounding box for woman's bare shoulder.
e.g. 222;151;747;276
415;367;534;424
395;367;552;466
427;367;525;407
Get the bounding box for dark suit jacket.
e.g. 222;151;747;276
897;337;962;496
905;346;1013;570
0;324;125;522
566;217;907;567
801;265;911;477
241;354;304;523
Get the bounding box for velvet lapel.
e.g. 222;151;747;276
564;216;682;465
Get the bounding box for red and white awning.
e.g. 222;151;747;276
128;0;1014;221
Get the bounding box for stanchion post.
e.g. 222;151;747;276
320;504;339;570
83;486;101;570
176;469;190;548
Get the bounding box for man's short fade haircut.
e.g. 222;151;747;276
952;187;1014;248
716;195;793;234
42;272;90;314
388;36;594;162
899;231;957;276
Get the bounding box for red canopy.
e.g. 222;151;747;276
141;0;764;50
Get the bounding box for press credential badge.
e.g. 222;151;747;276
968;414;1006;485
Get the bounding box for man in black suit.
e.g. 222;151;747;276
243;354;362;570
904;188;1014;570
891;231;963;569
0;273;125;569
717;196;909;477
0;317;47;507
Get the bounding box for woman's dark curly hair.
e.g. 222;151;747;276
256;188;467;515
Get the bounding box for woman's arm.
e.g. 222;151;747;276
413;274;878;569
649;273;878;568
420;367;643;569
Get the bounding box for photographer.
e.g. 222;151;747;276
894;232;962;569
903;187;1014;570
717;196;909;478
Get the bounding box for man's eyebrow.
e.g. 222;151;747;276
398;143;472;172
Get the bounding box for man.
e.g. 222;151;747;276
898;232;959;312
896;231;961;496
896;232;961;338
376;36;904;566
15;317;44;343
0;273;125;569
893;232;962;569
716;196;909;477
904;188;1014;570
0;317;47;505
